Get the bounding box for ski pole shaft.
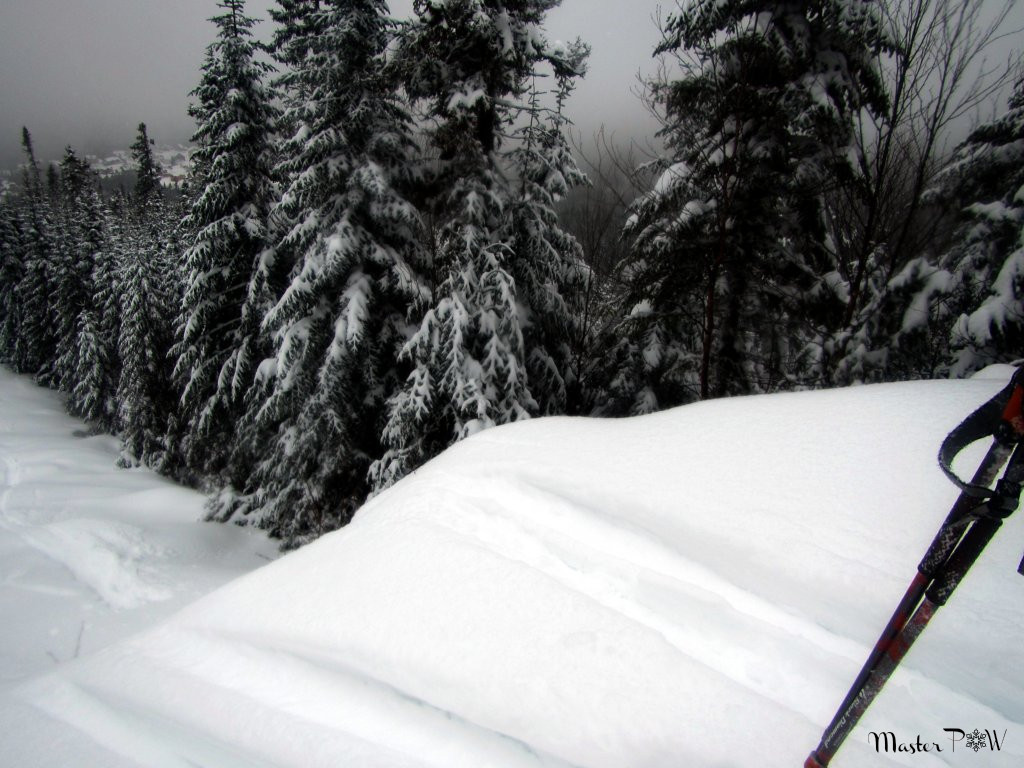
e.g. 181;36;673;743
807;507;1012;768
806;595;940;768
806;523;997;767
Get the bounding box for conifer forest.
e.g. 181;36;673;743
1;0;1021;548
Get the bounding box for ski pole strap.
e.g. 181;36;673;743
938;367;1024;498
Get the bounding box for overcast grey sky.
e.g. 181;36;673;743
3;1;1021;171
0;0;667;168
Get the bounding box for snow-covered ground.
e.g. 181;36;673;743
0;368;278;766
2;365;1023;767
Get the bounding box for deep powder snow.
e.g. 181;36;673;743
1;365;1022;767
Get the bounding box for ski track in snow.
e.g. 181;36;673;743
399;469;1024;751
426;471;865;720
18;621;583;768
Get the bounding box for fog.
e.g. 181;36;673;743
0;0;666;169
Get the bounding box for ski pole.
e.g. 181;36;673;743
805;443;1009;766
807;441;1023;767
806;368;1024;768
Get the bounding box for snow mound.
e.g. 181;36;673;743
970;362;1021;381
17;378;1024;767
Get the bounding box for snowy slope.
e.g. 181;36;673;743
5;367;1024;767
0;368;278;767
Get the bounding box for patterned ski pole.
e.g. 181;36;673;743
805;447;1008;768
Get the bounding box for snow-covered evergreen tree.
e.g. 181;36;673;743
173;0;278;477
116;127;181;471
86;210;125;432
835;75;1024;381
371;0;589;491
131;123;163;211
225;0;429;543
0;201;26;369
116;214;179;469
48;157;122;430
622;0;887;405
826;249;951;382
507;47;591;415
52;148;106;393
16;128;59;381
930;76;1024;376
69;306;113;425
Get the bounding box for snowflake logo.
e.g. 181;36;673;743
965;729;987;752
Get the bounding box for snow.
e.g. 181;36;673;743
16;518;173;610
964;249;1024;341
3;366;1024;766
447;87;488;112
970;363;1019;381
0;367;278;765
901;267;953;334
628;299;653;318
652;161;688;196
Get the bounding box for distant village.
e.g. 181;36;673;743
1;144;192;200
88;144;191;187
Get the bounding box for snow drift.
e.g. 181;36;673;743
12;370;1024;767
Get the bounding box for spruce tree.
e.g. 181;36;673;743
116;126;180;470
229;0;429;543
16;128;59;381
372;0;589;491
623;0;887;405
87;210;125;432
507;48;591;415
52;147;106;393
131;122;163;211
173;0;278;477
69;307;113;425
115;213;178;469
68;199;120;429
0;201;26;369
